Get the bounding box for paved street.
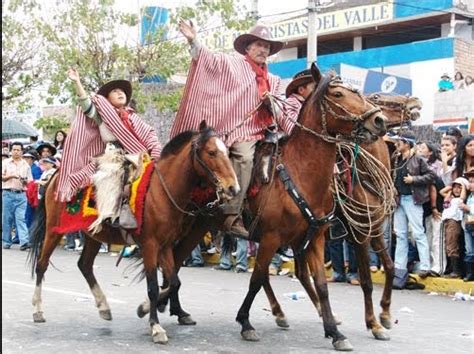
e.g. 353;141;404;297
2;247;473;353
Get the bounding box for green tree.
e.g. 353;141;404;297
33;114;70;140
2;0;47;111
38;0;254;114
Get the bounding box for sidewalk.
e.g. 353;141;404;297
203;253;473;294
107;244;474;294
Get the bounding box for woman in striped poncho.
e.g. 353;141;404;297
57;69;162;229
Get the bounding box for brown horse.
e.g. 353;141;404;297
308;93;423;340
28;121;239;344
140;64;387;351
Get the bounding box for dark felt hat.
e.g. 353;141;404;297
233;24;283;56
97;80;132;105
36;142;57;157
285;69;314;98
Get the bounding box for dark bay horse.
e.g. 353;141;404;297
140;64;387;351
29;122;239;344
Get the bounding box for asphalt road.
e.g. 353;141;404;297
2;247;473;353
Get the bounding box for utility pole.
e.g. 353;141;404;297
307;0;318;68
250;0;259;21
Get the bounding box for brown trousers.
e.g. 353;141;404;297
443;219;462;257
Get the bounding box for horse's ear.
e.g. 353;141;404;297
311;62;322;86
199;120;207;132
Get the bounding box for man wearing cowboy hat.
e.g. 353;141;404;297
173;20;295;239
284;69;316;122
56;69;162;231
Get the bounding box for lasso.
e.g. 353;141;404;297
333;142;396;244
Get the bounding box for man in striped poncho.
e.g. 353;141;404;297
172;21;296;239
57;69;162;229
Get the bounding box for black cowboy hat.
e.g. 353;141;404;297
233;24;283;56
285;69;314;98
97;80;132;105
36;142;57;156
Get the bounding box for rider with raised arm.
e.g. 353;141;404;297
172;20;295;238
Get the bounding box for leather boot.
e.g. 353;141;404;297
224;214;249;239
447;257;462;279
464;262;474;282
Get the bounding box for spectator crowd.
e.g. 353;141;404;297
3;129;474;285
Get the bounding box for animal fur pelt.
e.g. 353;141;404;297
88;143;126;234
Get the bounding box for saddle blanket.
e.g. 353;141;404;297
52;161;154;236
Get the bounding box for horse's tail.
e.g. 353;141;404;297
27;188;47;278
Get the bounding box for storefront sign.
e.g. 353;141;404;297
201;2;393;51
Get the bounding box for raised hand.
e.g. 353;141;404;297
179;19;196;43
68;68;80;82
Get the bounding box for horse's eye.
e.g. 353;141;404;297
372;94;380;100
333;91;343;98
208;150;217;157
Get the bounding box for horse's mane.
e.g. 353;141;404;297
161;126;218;159
161;131;197;158
310;70;337;108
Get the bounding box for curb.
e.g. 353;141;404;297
73;242;474;294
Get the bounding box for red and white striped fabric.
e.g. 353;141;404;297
170;46;295;145
284;93;305;123
56;95;162;202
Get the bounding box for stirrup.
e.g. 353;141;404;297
328;217;348;240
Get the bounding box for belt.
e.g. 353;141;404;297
2;189;25;193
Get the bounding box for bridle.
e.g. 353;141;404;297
154;131;225;217
191;137;221;188
366;94;412;128
272;76;382;144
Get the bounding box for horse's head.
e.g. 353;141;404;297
366;93;423;128
309;63;387;143
192;121;240;201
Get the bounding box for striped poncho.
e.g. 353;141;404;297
170;45;295;146
56;95;162;202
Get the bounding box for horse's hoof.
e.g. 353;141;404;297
151;325;168;344
152;332;168;344
379;315;392;330
275;316;290;328
99;309;112;321
333;313;342;325
241;329;260;341
372;328;390;341
157;303;167;313
33;312;46;323
333;339;353;351
137;304;148;318
178;315;196;326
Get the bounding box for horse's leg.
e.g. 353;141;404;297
142;241;168;344
154;218;207;319
236;235;278;342
307;233;353;351
261;276;289;329
32;233;63;323
373;235;394;330
77;235;112;320
353;240;390;340
160;247;197;326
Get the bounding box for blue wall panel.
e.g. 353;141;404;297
394;0;452;18
269;37;454;78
